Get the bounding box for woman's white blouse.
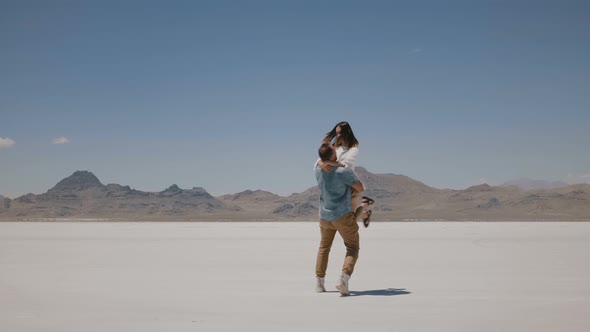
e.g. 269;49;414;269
336;146;359;168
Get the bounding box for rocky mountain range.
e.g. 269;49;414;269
1;169;590;221
501;178;569;190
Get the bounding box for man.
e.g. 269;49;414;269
315;143;365;296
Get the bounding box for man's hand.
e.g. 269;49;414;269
318;160;334;172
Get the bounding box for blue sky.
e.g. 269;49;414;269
1;0;589;198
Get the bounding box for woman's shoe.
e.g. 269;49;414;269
362;196;375;205
362;209;372;228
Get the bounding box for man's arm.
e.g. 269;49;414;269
319;160;344;169
316;160;344;172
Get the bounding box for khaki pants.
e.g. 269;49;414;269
315;212;360;278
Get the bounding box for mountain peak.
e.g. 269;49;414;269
355;166;368;173
224;189;280;202
159;184;184;197
48;171;104;192
164;184;182;192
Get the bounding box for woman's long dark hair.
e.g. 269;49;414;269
323;121;359;148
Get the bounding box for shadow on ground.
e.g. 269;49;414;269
349;288;411;297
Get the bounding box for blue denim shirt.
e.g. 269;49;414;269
315;166;359;221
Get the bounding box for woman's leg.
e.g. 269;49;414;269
351;187;361;212
355;195;374;227
352;188;369;222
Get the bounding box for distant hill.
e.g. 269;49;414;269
501;178;569;190
3;171;238;220
0;194;10;210
219;190;287;219
1;169;589;221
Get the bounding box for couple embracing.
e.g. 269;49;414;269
314;121;374;296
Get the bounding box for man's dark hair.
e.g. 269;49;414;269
318;143;335;161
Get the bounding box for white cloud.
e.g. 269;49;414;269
52;136;70;145
0;137;15;148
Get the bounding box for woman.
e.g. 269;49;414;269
316;121;374;227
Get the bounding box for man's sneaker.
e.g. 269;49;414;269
315;277;326;293
335;272;351;296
